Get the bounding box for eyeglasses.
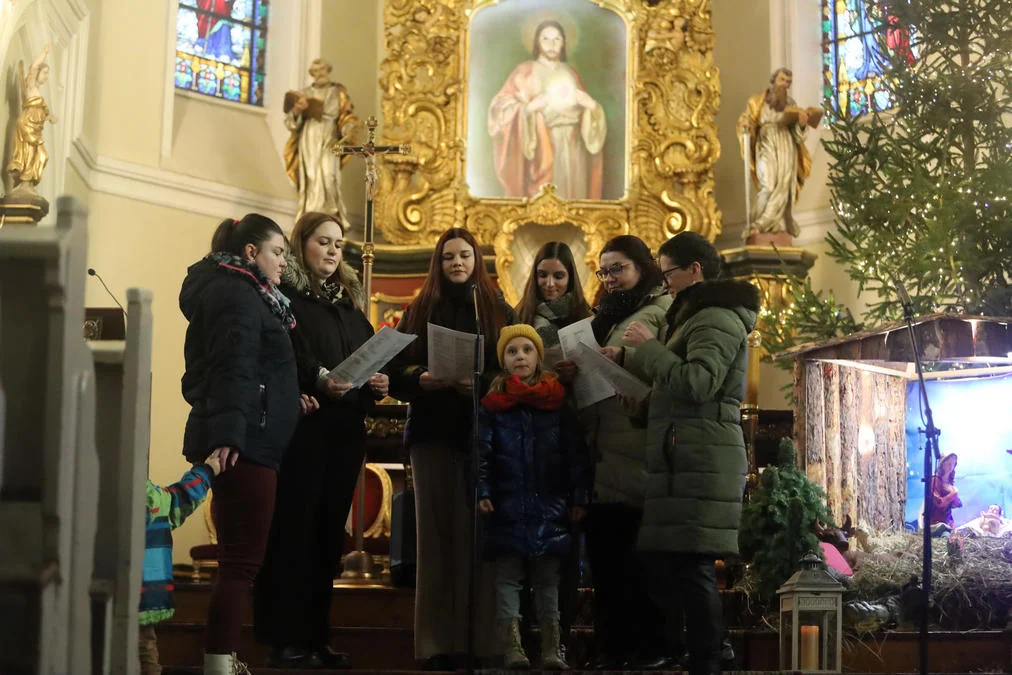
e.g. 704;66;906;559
660;265;686;282
595;262;631;281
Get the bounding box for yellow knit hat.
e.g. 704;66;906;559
496;324;544;367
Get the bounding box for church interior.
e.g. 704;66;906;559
2;0;1010;673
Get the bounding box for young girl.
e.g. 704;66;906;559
477;325;589;670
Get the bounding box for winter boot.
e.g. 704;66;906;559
498;618;530;669
539;620;569;670
203;652;250;675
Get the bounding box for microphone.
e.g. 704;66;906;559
88;268;129;319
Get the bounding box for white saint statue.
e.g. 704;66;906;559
739;67;819;241
488;19;606;200
283;59;360;221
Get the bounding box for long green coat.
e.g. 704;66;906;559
625;280;759;556
583;286;670;507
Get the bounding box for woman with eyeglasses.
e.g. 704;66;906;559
614;231;758;675
581;234;671;670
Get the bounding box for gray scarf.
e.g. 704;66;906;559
533;293;575;347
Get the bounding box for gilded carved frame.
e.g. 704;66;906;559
378;0;722;304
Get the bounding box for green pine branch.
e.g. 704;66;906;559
768;0;1012;362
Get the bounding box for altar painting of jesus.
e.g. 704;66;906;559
466;0;627;201
488;20;606;200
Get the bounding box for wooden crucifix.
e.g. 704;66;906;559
328;115;409;581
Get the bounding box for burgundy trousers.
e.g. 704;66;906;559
205;459;277;654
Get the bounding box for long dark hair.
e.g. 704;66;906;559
210;213;284;256
398;228;506;341
515;241;592;324
532;20;567;62
600;234;662;291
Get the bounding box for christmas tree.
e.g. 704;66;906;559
767;0;1012;355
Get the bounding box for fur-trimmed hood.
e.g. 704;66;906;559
667;279;760;335
281;252;366;309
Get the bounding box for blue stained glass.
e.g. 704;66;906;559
822;0;914;117
197;67;218;96
175;0;268;106
221;71;242;101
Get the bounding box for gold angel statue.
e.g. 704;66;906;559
6;44;58;194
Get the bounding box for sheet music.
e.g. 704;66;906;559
328;326;417;388
558;318;615;408
576;343;652;403
426;322;484;381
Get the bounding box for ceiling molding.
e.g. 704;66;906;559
70;136;297;225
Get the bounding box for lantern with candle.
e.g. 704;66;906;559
777;551;844;672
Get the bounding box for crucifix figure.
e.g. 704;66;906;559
327;114;409;580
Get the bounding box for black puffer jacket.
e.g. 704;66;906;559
476;403;589;558
179;259;300;470
280;259;377;419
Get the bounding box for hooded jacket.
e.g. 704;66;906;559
625;279;760;556
179;258;300;470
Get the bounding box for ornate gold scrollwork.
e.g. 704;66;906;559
379;0;722;304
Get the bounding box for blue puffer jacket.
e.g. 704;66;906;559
477;403;590;558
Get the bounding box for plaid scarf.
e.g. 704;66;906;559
207;252;296;331
533;294;575;346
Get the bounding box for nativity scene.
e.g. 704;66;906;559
1;0;1010;674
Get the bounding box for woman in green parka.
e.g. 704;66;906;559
609;231;759;675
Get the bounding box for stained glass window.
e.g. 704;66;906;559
175;0;269;106
821;0;916;117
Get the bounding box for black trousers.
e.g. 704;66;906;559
642;551;723;675
254;413;366;648
584;503;664;659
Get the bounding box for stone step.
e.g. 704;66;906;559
168;583;755;631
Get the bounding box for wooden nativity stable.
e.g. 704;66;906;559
775;314;1012;532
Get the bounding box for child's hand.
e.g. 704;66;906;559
207;446;238;475
570;506;587;523
554;359;578;383
478;498;494;514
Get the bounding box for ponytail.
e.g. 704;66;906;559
210;213;285;256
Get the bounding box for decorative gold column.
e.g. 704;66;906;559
721;244;816;488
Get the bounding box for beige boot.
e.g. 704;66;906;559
540;620;569;670
203;652;250;675
498;618;530;670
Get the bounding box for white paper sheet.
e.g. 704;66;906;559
558;318;615;408
328;326;418;388
426;322;484;381
576;342;652;403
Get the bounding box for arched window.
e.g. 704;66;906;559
821;0;915;116
175;0;269;105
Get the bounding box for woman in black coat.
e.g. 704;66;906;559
388;228;516;670
180;213;316;675
254;212;389;669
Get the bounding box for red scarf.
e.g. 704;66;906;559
481;374;566;412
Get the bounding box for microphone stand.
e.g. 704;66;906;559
465;284;482;675
898;295;940;675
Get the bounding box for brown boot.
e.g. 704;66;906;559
498;618;530;670
539;620;568;670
